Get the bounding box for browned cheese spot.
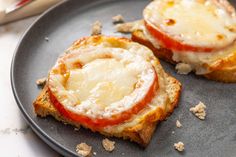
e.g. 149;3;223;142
165;19;176;26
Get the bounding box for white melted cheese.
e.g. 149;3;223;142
144;0;236;48
172;42;236;74
143;25;236;74
104;71;169;133
66;58;137;111
49;45;157;119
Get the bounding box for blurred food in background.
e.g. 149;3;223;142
0;0;61;25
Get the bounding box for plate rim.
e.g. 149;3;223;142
10;0;79;156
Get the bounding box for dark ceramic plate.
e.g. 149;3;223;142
11;0;236;156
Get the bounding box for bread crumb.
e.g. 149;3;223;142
174;142;184;152
36;77;47;86
76;143;92;157
115;20;143;33
74;127;80;131
102;138;115;152
190;102;206;120
112;14;124;24
176;120;182;128
93;152;97;155
172;131;175;134
44;37;49;42
175;63;192;74
91;21;102;35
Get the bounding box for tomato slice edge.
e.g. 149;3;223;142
48;69;159;130
144;20;215;53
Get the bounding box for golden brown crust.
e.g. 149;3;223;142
204;67;236;82
132;30;236;83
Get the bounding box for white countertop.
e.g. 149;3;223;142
0;17;60;157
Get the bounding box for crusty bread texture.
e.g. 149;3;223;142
132;30;236;83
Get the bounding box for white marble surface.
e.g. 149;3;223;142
0;17;61;157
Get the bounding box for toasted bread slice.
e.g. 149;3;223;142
34;73;181;147
132;30;236;83
33;36;181;147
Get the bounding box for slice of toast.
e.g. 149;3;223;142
33;74;181;147
132;30;236;83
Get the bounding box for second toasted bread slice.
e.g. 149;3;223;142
132;29;236;83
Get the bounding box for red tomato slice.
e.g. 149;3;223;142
144;20;214;53
49;70;158;130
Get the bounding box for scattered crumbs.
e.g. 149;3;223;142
76;143;92;157
74;127;80;131
115;20;143;33
102;138;115;152
121;152;125;155
91;21;102;35
36;77;47;86
112;14;124;24
45;37;49;42
190;102;206;120
175;63;192;75
176;120;182;128
93;152;97;156
172;131;175;134
174;141;185;152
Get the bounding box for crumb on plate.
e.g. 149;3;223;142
36;77;47;86
102;138;115;152
91;21;102;35
176;120;182;128
175;63;192;75
115;20;143;33
76;143;92;157
112;14;124;24
174;141;184;152
74;127;80;131
190;102;206;120
45;37;49;41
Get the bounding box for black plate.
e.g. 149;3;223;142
11;0;236;156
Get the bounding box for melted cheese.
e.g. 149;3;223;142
144;0;236;48
49;43;157;119
172;42;236;74
66;59;137;109
144;25;236;74
104;72;169;133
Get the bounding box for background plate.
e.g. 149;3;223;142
11;0;236;156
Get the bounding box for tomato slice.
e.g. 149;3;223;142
144;20;214;53
49;69;158;130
